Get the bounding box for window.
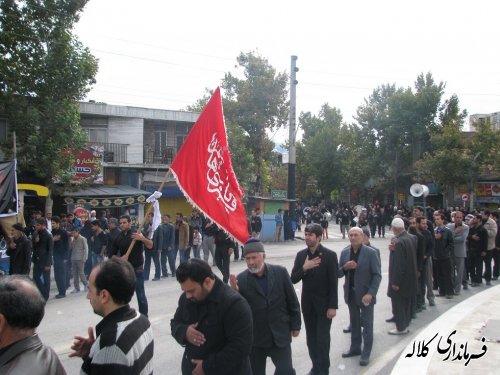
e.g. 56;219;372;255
81;116;108;143
154;123;167;153
175;123;191;152
86;128;108;143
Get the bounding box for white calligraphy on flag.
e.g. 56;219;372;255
206;133;237;213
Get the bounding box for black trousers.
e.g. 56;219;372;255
391;296;411;332
53;256;67;296
377;224;385;237
250;345;295;375
214;247;230;283
303;313;332;374
483;250;494;282
470;252;484;283
33;263;51;300
417;263;426;307
435;257;454;296
493;248;500;279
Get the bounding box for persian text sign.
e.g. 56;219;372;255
72;147;103;184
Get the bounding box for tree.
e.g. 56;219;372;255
337;123;379;204
186;88;256;192
221;51;289;195
0;0;98;192
299;105;344;200
355;73;444;204
415;95;469;203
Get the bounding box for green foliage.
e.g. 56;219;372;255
416;95;476;196
298;104;345;198
355;73;444;202
469;120;500;176
221;51;289;194
0;0;98;187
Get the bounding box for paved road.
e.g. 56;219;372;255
37;223;497;374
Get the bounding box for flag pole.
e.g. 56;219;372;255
123;168;172;260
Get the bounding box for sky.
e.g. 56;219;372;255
74;0;500;141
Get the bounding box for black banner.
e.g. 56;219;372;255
0;160;18;217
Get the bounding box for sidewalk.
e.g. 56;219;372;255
391;284;500;375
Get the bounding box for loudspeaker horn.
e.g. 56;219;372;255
410;183;424;197
422;185;430;197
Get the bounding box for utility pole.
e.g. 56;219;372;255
288;56;298;217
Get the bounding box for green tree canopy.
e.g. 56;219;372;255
0;0;98;189
221;51;289;195
355;73;445;203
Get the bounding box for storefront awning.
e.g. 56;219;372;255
63;185;151;208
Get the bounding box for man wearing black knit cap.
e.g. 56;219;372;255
230;238;301;375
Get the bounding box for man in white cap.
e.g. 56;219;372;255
230;238;301;375
387;218;418;335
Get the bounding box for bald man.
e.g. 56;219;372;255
0;276;65;374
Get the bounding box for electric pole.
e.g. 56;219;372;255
288;56;298;217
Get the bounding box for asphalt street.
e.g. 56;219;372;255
37;223;496;374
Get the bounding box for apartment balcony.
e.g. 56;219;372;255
86;142;128;163
143;146;175;165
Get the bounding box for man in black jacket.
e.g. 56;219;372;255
51;217;70;299
230;239;301;375
467;214;488;286
171;259;253;375
433;213;454;298
387;218;418;335
7;223;32;276
291;223;338;375
31;218;53;301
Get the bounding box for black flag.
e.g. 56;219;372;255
0;160;18;217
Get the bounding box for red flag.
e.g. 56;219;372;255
170;88;249;244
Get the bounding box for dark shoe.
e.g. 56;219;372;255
420;304;427;310
446;295;453;299
471;282;480;287
463;284;469;290
152;278;160;281
411;313;417;319
343;326;351;333
385;317;396;323
161;275;168;278
493;277;499;281
55;294;66;299
360;358;370;366
429;300;435;306
436;294;446;297
342;350;361;358
486;281;491;285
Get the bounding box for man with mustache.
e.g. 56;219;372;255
230;239;301;375
171;259;253;375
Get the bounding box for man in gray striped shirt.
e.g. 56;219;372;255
70;257;154;374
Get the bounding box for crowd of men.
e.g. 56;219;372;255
1;204;499;374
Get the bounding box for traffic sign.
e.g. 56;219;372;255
462;193;469;201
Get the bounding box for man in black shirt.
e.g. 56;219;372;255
291;224;338;375
51;216;70;299
90;220;107;267
110;215;153;316
32;218;53;301
467;214;488;286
